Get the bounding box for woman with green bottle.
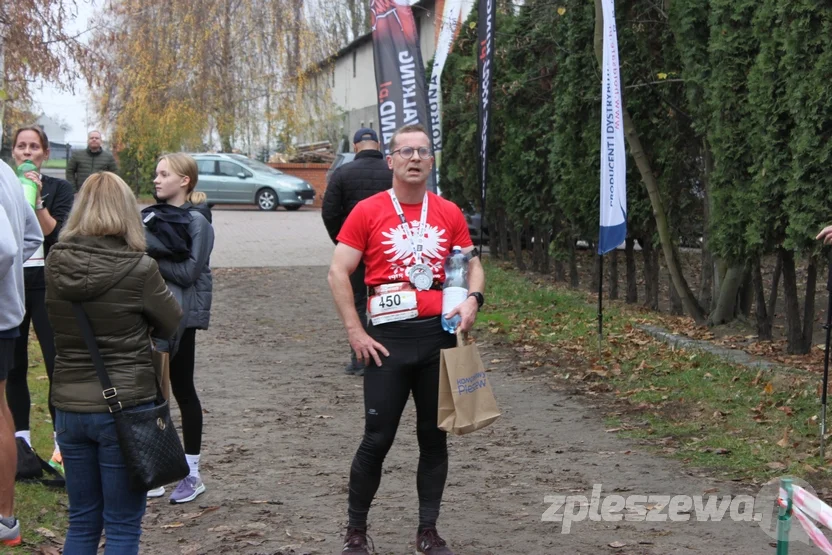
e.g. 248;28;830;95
6;126;75;475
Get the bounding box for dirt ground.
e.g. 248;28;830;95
133;266;815;555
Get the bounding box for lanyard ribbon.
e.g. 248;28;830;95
389;190;429;266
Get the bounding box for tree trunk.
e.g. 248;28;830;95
509;226;525;271
625;237;637;303
541;224;551;274
642;239;654;309
781;250;803;355
767;249;783;331
610;249;619;300
594;0;706;324
708;266;745;326
642;239;659;310
698;140;714;310
752;258;771;340
713;259;728;312
498;209;510;262
569;236;579;288
554;218;565;281
738;269;753;318
669;270;683;315
801;258;818;354
532;224;544;272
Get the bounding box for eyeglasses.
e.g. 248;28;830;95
391;146;432;160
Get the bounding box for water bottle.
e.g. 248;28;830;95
441;246;469;333
17;160;38;209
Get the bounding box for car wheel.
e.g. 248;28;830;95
284;205;301;211
256;188;277;211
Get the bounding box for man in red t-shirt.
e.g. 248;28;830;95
328;124;484;555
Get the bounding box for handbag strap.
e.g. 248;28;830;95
71;302;123;413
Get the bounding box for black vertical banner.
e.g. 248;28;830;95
371;0;437;192
477;0;495;242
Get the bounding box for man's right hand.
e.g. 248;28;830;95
818;225;832;245
348;328;389;367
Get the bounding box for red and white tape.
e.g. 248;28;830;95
779;487;832;555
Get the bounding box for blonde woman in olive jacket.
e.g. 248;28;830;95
46;172;181;555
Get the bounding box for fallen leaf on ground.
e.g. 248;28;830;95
36;547;60;555
703;487;719;494
776;429;790;448
764;382;774;395
609;540;626;548
35;528;57;539
767;462;786;470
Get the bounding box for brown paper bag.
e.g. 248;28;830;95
152;349;171;401
437;333;501;435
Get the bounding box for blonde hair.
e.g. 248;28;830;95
159;153;206;204
60;172;147;252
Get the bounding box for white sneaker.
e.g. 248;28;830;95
147;486;166;498
0;517;21;546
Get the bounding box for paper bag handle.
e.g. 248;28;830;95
456;331;472;348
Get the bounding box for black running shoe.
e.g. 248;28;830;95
340;527;374;554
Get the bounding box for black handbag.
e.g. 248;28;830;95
71;303;189;492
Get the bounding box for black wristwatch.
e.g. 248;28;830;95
467;292;484;310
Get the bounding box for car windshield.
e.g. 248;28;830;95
229;154;283;175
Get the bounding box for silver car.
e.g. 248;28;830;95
192;153;316;211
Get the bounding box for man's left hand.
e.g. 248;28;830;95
446;296;479;333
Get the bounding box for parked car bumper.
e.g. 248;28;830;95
277;188;316;207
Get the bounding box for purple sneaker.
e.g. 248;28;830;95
169;476;205;504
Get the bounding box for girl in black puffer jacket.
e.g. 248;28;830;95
144;153;214;504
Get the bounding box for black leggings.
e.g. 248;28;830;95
348;317;457;530
171;328;203;455
6;287;56;432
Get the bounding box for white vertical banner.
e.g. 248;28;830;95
597;0;626;255
427;0;470;192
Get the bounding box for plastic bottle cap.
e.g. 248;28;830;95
453;245;461;251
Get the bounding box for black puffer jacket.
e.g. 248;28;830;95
322;150;392;243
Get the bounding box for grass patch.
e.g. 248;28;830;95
42;159;67;169
0;340;67;554
481;259;829;484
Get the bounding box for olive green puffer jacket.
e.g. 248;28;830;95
45;235;182;412
66;148;119;191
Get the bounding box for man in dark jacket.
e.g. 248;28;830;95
66;131;119;191
322;128;392;375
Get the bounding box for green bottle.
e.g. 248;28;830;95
17;160;38;209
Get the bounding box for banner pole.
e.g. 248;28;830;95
598;254;604;358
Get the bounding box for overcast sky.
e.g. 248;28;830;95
31;0;97;145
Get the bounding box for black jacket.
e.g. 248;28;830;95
142;204;192;261
24;174;75;290
322;150;392;243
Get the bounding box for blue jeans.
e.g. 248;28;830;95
56;407;150;555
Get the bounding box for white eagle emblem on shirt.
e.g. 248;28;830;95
381;220;448;279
